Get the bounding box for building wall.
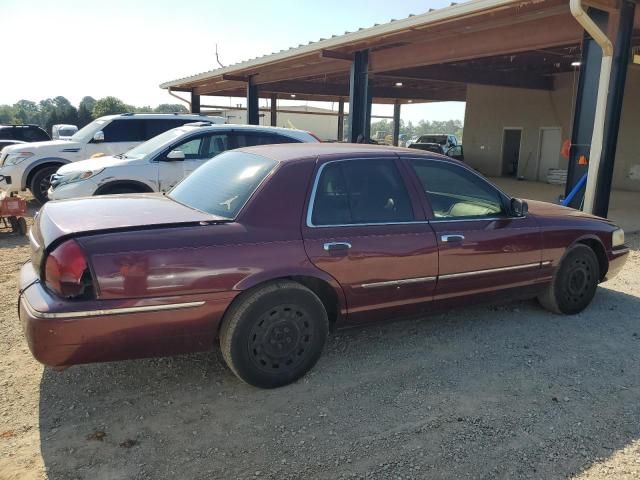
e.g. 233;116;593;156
215;106;340;141
463;69;640;191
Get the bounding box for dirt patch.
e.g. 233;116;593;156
1;231;639;480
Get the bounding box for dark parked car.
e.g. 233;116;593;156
19;144;628;388
0;124;50;143
409;135;464;162
0;139;26;151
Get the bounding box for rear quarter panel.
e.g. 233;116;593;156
77;157;346;313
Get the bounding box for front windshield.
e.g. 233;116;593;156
418;135;447;145
169;151;277;219
71;119;107;143
123;128;187;159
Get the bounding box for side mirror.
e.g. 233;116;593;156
92;131;104;143
511;198;529;217
164;149;185;161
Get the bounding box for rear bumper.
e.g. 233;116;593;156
605;246;630;281
19;262;238;367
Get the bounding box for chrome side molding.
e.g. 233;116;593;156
22;299;205;320
361;276;436;289
439;262;542;280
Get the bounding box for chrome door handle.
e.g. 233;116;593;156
323;242;352;252
441;234;465;243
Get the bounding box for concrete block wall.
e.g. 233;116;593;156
463;69;640;192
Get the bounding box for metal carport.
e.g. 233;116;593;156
160;0;640;217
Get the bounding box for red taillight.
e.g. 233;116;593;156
44;239;92;298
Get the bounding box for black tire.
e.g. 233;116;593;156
220;280;329;388
8;216;18;232
16;217;27;236
29;166;59;204
538;244;600;315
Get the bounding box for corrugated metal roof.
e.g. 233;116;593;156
159;0;520;89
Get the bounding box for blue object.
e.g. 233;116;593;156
561;173;588;207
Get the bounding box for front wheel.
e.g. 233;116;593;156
538;244;600;315
220;281;329;388
30;166;59;204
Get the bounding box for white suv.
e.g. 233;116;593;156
48;123;319;200
0;113;223;203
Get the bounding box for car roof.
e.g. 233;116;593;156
233;142;451;163
179;123;309;135
0;124;43;129
96;113;214;121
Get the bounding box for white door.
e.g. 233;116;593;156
537;128;562;182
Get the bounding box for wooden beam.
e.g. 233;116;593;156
222;73;250;82
320;49;354;61
255;80;466;101
583;0;620;12
251;59;349;85
376;64;554;90
369;14;583;73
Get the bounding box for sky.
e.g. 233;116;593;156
1;0;466;123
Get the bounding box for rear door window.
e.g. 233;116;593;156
310;159;414;226
102;119;146;142
234;132;298;147
144;119;196;140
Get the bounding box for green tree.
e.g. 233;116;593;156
92;96;128;118
53;96;78;125
0;105;17;124
78;96;97;127
13;100;40;125
37;96;78;134
154;103;189;114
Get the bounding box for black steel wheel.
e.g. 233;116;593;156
220;280;328;388
30;166;59;204
538;244;600;315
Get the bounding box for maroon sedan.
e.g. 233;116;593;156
19;144;629;388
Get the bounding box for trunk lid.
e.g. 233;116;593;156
30;194;226;270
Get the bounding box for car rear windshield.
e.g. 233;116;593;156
169;151;277;219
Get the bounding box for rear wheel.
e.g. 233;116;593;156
538;244;600;315
30;166;59;204
220;280;329;388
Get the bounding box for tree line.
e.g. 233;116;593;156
370;118;464;141
0;96;189;135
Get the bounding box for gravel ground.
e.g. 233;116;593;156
1;222;640;480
